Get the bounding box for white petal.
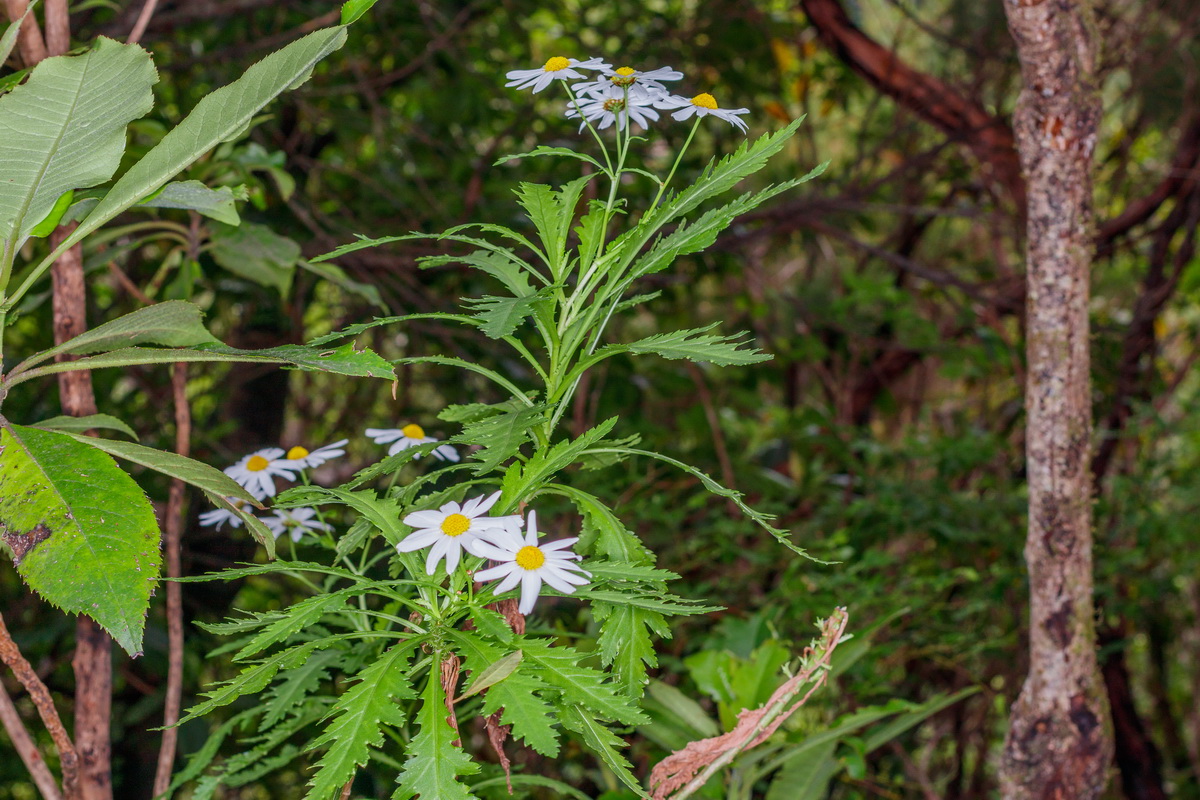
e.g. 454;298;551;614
540;570;578;594
426;537;452;574
545;563;589;586
468;540;515;562
397;528;440;552
540;537;578;552
493;568;523;595
443;541;463;573
404;510;444;528
525;511;539;545
518;571;543;615
475;563;514;582
471;491;502;516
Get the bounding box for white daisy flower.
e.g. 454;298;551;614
505;55;610;93
469;511;590;615
398;491;522;575
573;65;683;104
566;93;661;131
281;439;348;469
262;507;333;542
223;447;297;500
198;498;251;530
365;423;459;462
656;92;750;132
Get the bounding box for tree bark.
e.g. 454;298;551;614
998;1;1112;798
51;226;113;800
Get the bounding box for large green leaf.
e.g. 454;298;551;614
30;413;136;439
210;221;299;295
47;26;348;259
0;422;160;655
0;36;157;243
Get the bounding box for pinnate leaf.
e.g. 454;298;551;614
394;663;479;800
306;643;416;800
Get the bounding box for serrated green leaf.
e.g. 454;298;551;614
0;36;157;242
558;705;645;797
509;418;617;500
261;649;341;729
306;643;416;800
210;221;299;295
593;603;670;696
179;642;318;725
494;146;603;170
615;324;771;366
0;422;160;655
30;413;136;440
461;291;546;339
521;639;646;726
340;0;380;24
448;629;559;756
454;403;546;475
140;180;240;225
305;312;473;346
394;661;479;800
549;484;654;566
235;594;347;662
423;250;536;297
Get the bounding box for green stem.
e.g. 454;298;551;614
650;118;702;212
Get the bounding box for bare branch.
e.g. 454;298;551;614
0;682;63;800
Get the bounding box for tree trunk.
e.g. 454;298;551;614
998;1;1112;798
51;225;113;800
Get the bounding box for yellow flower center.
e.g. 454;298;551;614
515;545;545;570
610;66;637;86
543;56;570;72
603;98;625;112
401;423;425;439
692;93;718;109
440;513;471;537
286;446;309;460
246;455;270;472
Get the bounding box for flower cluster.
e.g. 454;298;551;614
200;439;346;540
506;56;749;132
201;420;591;614
400;493;590;615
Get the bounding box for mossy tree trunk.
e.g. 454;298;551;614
999;0;1113;797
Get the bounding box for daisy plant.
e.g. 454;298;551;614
178;52;828;800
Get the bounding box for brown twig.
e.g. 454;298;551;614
152;362;190;797
124;0;159;46
649;608;849;799
0;682;63;800
0;611;78;796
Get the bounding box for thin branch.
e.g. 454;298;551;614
0;682;63;800
125;0;159;46
0;611;77;796
152;362;190;797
